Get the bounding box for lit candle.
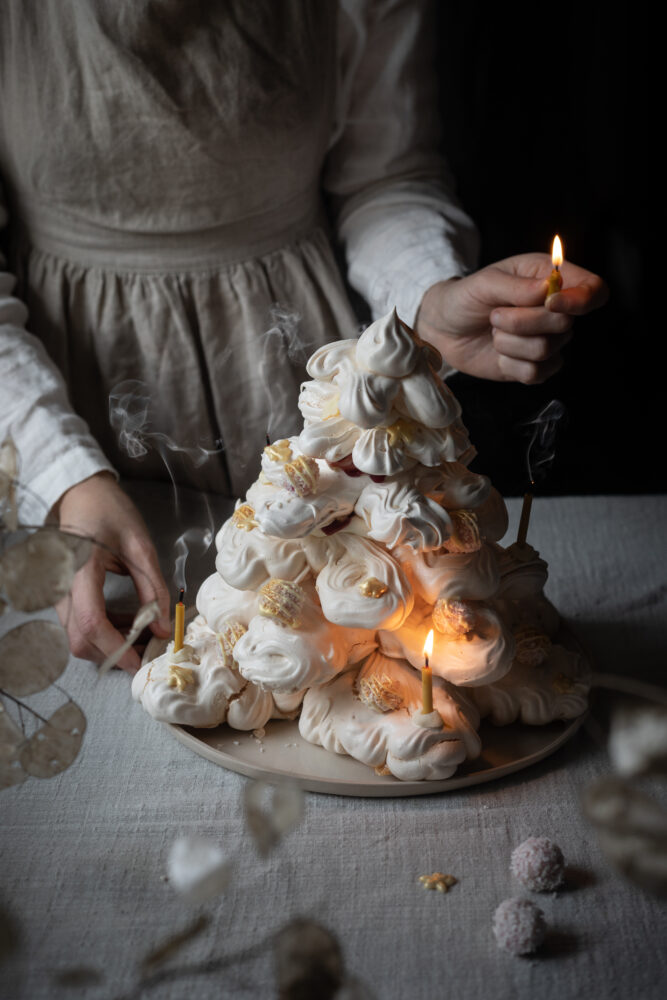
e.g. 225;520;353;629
174;588;185;652
516;492;533;547
545;235;563;299
422;628;434;714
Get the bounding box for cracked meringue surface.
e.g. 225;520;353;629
132;616;279;730
299;653;481;781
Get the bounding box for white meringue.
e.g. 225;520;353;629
378;598;514;687
335;368;400;428
414;462;491;510
393;354;462;428
306;339;357;380
493;542;560;636
316;534;413;630
195;573;259;633
472;644;591;725
215;518;309;592
234;598;376;694
299;654;481;781
131;617;274;730
355;480;453;551
395;542;500;605
354;308;421;377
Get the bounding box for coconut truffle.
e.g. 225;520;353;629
510;836;565;891
492;898;546;955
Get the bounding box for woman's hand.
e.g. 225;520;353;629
416;253;608;384
54;472;171;673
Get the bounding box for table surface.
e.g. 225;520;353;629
2;488;666;1000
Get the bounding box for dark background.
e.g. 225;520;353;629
435;3;654;496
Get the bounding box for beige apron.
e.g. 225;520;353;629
0;0;358;496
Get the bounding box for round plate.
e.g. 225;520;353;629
143;623;589;797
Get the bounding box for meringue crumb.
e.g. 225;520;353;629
418;872;457;893
252;728;266;739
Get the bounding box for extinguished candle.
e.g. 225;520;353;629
174;588;185;653
517;492;533;547
422;628;434;714
546;235;563;299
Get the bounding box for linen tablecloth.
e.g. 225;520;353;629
2;490;666;1000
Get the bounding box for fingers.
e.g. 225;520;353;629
546;271;609;315
490;305;573;338
496;351;564;385
122;534;172;638
58;558;142;673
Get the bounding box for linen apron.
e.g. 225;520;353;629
0;0;358;497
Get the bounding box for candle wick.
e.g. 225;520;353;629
178;588;184;604
425;655;429;669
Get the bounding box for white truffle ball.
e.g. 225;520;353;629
492;898;546;955
510;836;565;891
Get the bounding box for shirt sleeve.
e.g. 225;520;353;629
326;0;479;329
0;183;116;525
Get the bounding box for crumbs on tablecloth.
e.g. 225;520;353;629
418;872;457;893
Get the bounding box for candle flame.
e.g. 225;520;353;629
551;235;563;269
423;629;434;659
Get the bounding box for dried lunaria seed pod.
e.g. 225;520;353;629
358;576;388;598
0;621;69;697
512;625;552;667
0;529;92;612
582;776;667;897
357;674;403;713
258;579;305;629
273;919;344;1000
167;836;231;903
231;504;257;532
283;455;320;497
264;439;293;463
0;702;27;789
19;702;86;779
608;705;667;777
245;779;304;856
99;600;160;675
217;621;247;668
0;436;18;531
433;598;476;637
445;510;481;553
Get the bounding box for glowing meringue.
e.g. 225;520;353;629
355;480;453;551
316;535;413;630
395;542;500;605
299;654;481;781
378;597;514;687
234;597;375;694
